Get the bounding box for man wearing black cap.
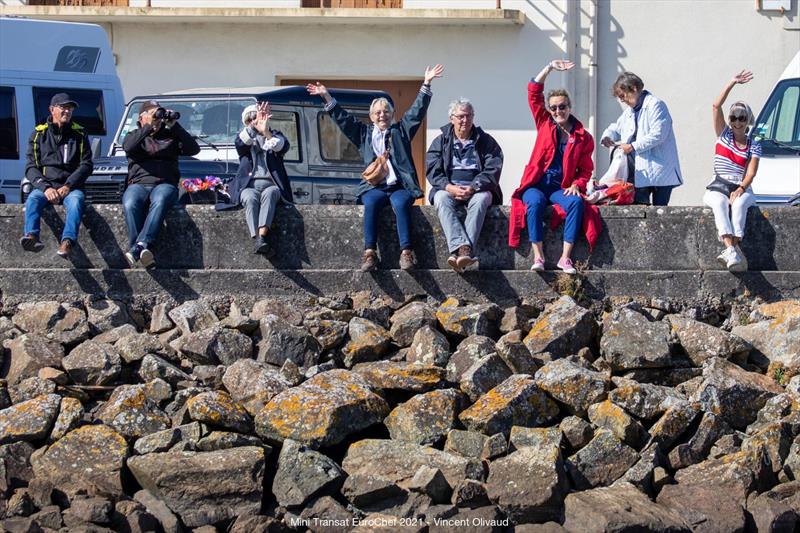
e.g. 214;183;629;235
121;99;199;268
21;92;93;257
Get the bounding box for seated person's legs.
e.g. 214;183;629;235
139;183;178;246
20;189;49;251
651;186;673;206
522;187;547;243
61;189;86;244
122;184;150;249
633;186;652;205
464;191;493;254
240;187;261;239
254;185;281;256
389;188;416;269
549;188;583;273
359;187;391;271
433;189;468;260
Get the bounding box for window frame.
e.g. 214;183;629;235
267;109;303;164
754;78;800;155
0;86;19;160
316;109;371;164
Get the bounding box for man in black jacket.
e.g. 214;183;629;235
21;93;93;257
425;98;503;272
122;100;200;268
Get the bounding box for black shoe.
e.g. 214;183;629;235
139;247;155;268
254;236;274;258
20;233;45;252
125;244;143;267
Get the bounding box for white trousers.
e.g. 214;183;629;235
702;189;755;240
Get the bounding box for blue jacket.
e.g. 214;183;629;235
325;86;431;200
601;92;683;188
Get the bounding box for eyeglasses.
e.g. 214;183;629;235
54;104;75;111
729;115;748;123
451;114;473;121
549;104;569;112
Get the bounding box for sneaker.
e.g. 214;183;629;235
125;244;144;267
361;249;378;272
399;249;417;271
139;247;155;269
455;245;476;270
716;248;730;268
20;233;44;252
254;235;274;257
557;257;577;275
447;252;461;272
724;246;745;272
56;239;73;258
530;258;545;272
734;244;748;271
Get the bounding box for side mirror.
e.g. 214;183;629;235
91;137;102;158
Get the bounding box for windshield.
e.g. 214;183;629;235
116;97;255;147
754;79;800;154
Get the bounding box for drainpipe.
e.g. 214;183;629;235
588;0;598;168
565;0;576;103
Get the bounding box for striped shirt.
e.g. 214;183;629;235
713;127;761;184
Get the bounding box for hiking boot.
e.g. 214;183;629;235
139;247;155;269
557;257;577;275
20;233;44;252
455;245;476;270
361;249;378;272
530;258;545;272
399;249;417;271
57;239;73;258
447;252;460;272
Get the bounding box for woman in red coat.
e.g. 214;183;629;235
508;60;594;274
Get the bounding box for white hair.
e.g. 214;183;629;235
448;98;474;117
369;97;394;115
241;104;258;126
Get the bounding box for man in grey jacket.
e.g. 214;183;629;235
426;98;503;272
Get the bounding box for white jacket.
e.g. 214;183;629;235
601;92;683;188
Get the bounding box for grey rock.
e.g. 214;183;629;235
747;481;800;533
93;323;137;345
565;430;639;490
353;361;447;393
0;442;35;490
742;421;795;476
408;466;452;504
341;317;391;368
385;389;467;446
66;496;112;525
196;431;268;452
149;303;174;334
496;330;537;375
560;416;594;450
8;376;56;404
3;334;63;386
222;358;290;417
499;306;531;334
710;432;746;459
341;474;405;508
452;479;491;509
668;412;731;469
111;500;160;533
257;314;321;370
0;394;61;444
588;400;648;449
666;314;751;365
49;396;83;442
509;426;563;452
733;317;800;373
115;332;168;363
133;489;181;533
167;301;218;336
481;433;508;460
31;505;63;530
436;299;500;340
228;514;282;533
389;302;437;347
86;300;130;335
272;439;344;508
250;299;306;325
459;374;560;436
191;364;225;388
12;301;89;346
186;390;252;433
600;307;676;370
127;447;265;528
523;296;596;357
446;335;497;382
407;325;451;367
37;366;67;385
280;359;304;386
62;340;121;385
444;429;492;459
784;436;800;481
622;442;664;495
138;354;191;386
459;354;512;403
648;401;700;449
96;384;170;438
535;358;610;416
180;325;253;366
133;422;203;455
304;319;348;351
298;496;354;533
608;377;687;420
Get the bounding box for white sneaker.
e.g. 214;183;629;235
734;245;748;271
716;248;729;268
724;246;744;271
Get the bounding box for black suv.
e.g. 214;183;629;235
21;85;391;204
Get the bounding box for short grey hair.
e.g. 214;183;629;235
449;98;474;117
369;97;394;115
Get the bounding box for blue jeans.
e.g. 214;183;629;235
122;183;178;248
24;188;85;242
523;185;583;244
360;184;414;250
634;186;673;206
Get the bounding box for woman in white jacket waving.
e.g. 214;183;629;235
600;72;682;205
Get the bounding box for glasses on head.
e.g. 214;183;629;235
729;115;748;123
549;104;569;112
451;113;473;121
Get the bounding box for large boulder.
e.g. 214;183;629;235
535;359;610;416
96;384;171;438
565;430;639;490
407;325;451;367
86;299;130;335
32;425;128;497
666;315;751;365
12;301;89;346
600;307;676;370
341;317;392;368
62;340;121;385
459;374;559;436
305;319;349;351
486;445;568;523
390;302;437;347
690;357;783;429
167;301;219;335
255;369;389;448
186;391;253;433
523;296;596;357
563;481;689;533
459;354;512;402
138;354;191;386
50;396;84;442
446;335;497;383
732;317;800;374
747;481;800;533
257;315;321;370
341;439;484;490
608;377;687;420
2;334;64;385
115;332;170;363
272;439;344;508
353;361;446;393
587;400;648;449
127;447;265;528
222;358;290;417
180;326;253;366
0;394;61;444
385;389;467;446
436;298;500;339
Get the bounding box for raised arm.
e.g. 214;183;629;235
306;81;366;147
713;70;753;137
400;64;443;140
529;60;574;126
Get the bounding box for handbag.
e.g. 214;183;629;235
362;132;391;186
706;175;741;197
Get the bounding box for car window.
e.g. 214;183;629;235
269;111;301;162
116;97;255;148
755;79;800;154
317;110;370;163
0;86;18;159
32;87;106;135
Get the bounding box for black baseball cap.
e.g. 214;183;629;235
50;93;78;108
139;100;160;114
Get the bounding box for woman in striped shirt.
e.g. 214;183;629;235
703;70;761;271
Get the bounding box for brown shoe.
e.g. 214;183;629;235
399;249;416;270
361;249;378;272
56;239;73;258
455;245;476;270
20;233;44;252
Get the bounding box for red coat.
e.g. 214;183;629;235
508;81;595;248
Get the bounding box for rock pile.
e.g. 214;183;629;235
0;293;799;532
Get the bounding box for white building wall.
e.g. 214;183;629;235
87;0;798;205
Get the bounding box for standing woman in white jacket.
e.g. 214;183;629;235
600;72;683;205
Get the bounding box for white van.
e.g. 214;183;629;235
752;50;800;205
0;17;125;203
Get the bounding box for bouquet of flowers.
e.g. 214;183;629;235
181;175;224;193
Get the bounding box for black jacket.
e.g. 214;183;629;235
425;124;504;205
216;127;293;211
25;119;93;192
326;87;431;200
123;122;200;187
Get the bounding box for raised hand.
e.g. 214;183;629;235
306;82;328;96
732;70;753;85
549;60;575;71
424;64;445;85
256;101;272;122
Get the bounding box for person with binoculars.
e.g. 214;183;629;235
121;99;200;268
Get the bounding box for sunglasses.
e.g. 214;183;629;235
729;115;748;123
549;104;569;112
